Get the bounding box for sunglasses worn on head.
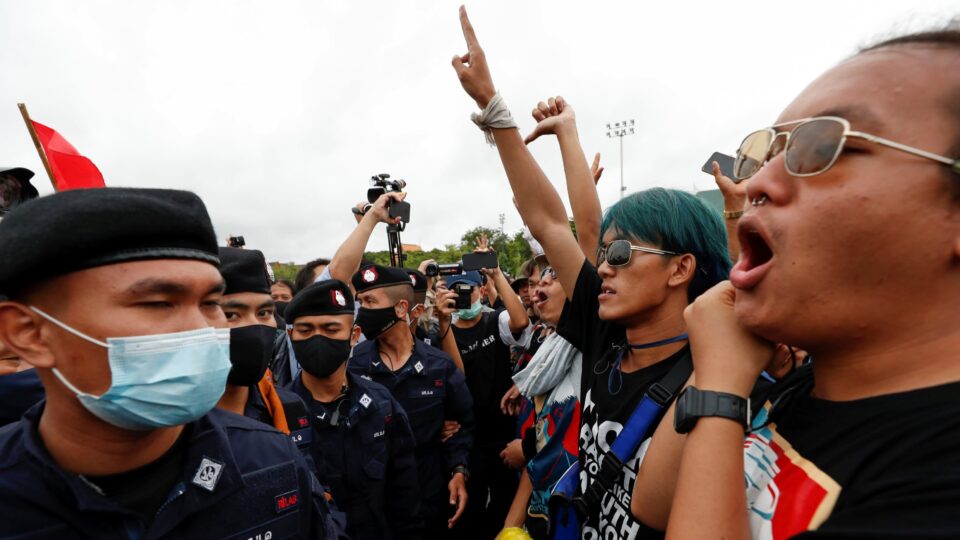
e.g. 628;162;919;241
596;239;679;267
733;116;960;181
539;266;557;281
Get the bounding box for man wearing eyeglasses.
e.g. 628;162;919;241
667;28;960;538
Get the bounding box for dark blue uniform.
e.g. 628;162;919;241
0;403;341;539
348;338;474;532
244;382;314;456
290;371;423;540
0;369;44;428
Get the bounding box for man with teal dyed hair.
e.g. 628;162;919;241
451;7;728;537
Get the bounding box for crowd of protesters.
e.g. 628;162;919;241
0;6;958;540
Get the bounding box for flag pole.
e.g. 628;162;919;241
17;103;58;192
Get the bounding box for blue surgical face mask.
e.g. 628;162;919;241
31;307;231;431
457;300;484;321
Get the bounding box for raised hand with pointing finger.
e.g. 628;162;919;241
452;6;496;109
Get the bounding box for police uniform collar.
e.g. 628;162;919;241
369;340;428;377
14;403;245;524
296;372;380;426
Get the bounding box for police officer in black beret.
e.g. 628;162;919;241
215;247;313;456
0;188;340;539
286;279;424;539
348;264;475;538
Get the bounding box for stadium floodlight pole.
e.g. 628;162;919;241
605;119;635;199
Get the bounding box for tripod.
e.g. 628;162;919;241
386;222;407;268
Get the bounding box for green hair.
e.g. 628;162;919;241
599;188;731;302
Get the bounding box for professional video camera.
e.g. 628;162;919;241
424;262;463;277
428;251;499;308
426;251;499;277
367;173;410;223
352;173;412;268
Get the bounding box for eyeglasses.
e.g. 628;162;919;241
733;116;960;181
596;239;679;267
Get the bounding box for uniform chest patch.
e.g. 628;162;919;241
192;457;225;492
359;393;372;408
414;361;424;373
275;490;300;513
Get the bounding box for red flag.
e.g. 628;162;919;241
31;120;105;190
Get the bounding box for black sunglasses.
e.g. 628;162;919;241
596;239;679;267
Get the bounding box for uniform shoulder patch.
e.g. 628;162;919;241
192;456;225;492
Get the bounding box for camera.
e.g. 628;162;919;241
454;283;474;310
424;262;464;277
365;173;410;224
227;235;246;248
367;173;406;203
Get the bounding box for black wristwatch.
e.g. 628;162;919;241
452;465;470;481
674;386;750;434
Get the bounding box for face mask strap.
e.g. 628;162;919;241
30;306;110;348
50;366;98;398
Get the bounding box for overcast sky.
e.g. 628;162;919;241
1;0;955;263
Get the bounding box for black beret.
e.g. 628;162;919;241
286;279;355;322
219;247;271;295
0;187;218;294
406;269;428;293
352;264;414;294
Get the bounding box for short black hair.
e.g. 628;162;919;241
273;279;295;293
383;283;414;307
859;22;960;195
294;258;331;293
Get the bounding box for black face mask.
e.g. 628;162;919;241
228;324;276;386
274;301;290;318
355;305;402;340
292;335;352;378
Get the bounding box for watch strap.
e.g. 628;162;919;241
674;387;750;433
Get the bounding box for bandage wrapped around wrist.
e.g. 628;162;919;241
471;92;518;145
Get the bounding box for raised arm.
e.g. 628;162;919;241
712;162;747;262
666;283;773;539
485;267;529;332
525;97;603;265
325;192;405;283
434;286;466;372
451;7;584;300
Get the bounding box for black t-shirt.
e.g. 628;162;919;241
85;424;193;522
557;260;678;540
452;309;516;447
745;367;960;539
